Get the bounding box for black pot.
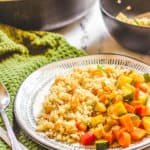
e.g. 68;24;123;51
100;0;150;53
0;0;95;30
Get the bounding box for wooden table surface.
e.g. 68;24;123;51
87;35;150;65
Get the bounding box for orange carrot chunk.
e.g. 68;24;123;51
103;131;115;144
134;88;140;99
118;132;131;147
125;103;135;113
131;127;146;141
134;82;140;88
112;125;121;140
76;122;87;132
135;105;150;117
119;115;134;132
130;101;143;109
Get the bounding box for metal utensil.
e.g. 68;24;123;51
0;126;28;150
0;0;95;30
0;83;22;150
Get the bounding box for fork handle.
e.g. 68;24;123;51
1;110;23;150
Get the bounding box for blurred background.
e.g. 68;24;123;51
57;0;150;64
0;0;149;64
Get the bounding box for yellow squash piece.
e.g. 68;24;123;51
129;71;145;83
90;115;104;127
117;75;133;88
142;117;150;134
112;102;127;116
94;102;106;112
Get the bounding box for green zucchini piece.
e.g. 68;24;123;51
121;84;134;101
96;140;109;150
124;93;134;101
134;18;139;25
143;73;150;82
97;65;105;72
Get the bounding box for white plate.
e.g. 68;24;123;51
14;54;150;150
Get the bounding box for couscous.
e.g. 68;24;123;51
116;12;150;27
36;65;150;148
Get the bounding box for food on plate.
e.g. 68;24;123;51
36;65;150;148
116;12;150;27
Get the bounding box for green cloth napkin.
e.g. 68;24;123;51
0;24;86;150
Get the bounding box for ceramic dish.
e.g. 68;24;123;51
14;54;150;150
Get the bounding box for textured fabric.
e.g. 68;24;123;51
0;24;86;150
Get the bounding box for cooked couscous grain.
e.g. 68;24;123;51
37;65;150;148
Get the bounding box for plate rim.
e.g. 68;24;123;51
14;53;150;150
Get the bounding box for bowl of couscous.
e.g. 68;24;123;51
100;0;150;53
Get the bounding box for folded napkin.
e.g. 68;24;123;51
0;24;86;150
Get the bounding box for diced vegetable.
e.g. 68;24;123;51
131;127;146;141
136;105;149;117
143;73;150;82
134;18;139;25
96;140;109;150
80;132;96;145
130;101;143;109
134;88;140;100
115;95;123;102
129;72;145;83
138;95;148;105
119;114;134;132
91;70;103;76
99;95;108;105
122;84;134;100
97;65;105;72
76;122;87;132
124;103;135;113
108;91;115;100
104;116;118;131
142;117;150;133
118;132;131;147
92;125;104;138
134;82;140;88
140;83;149;93
90;115;104;127
112;125;121;140
130;114;141;127
94;102;106;112
112;102;127;116
147;98;150;109
117;75;133;88
103;131;115;144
